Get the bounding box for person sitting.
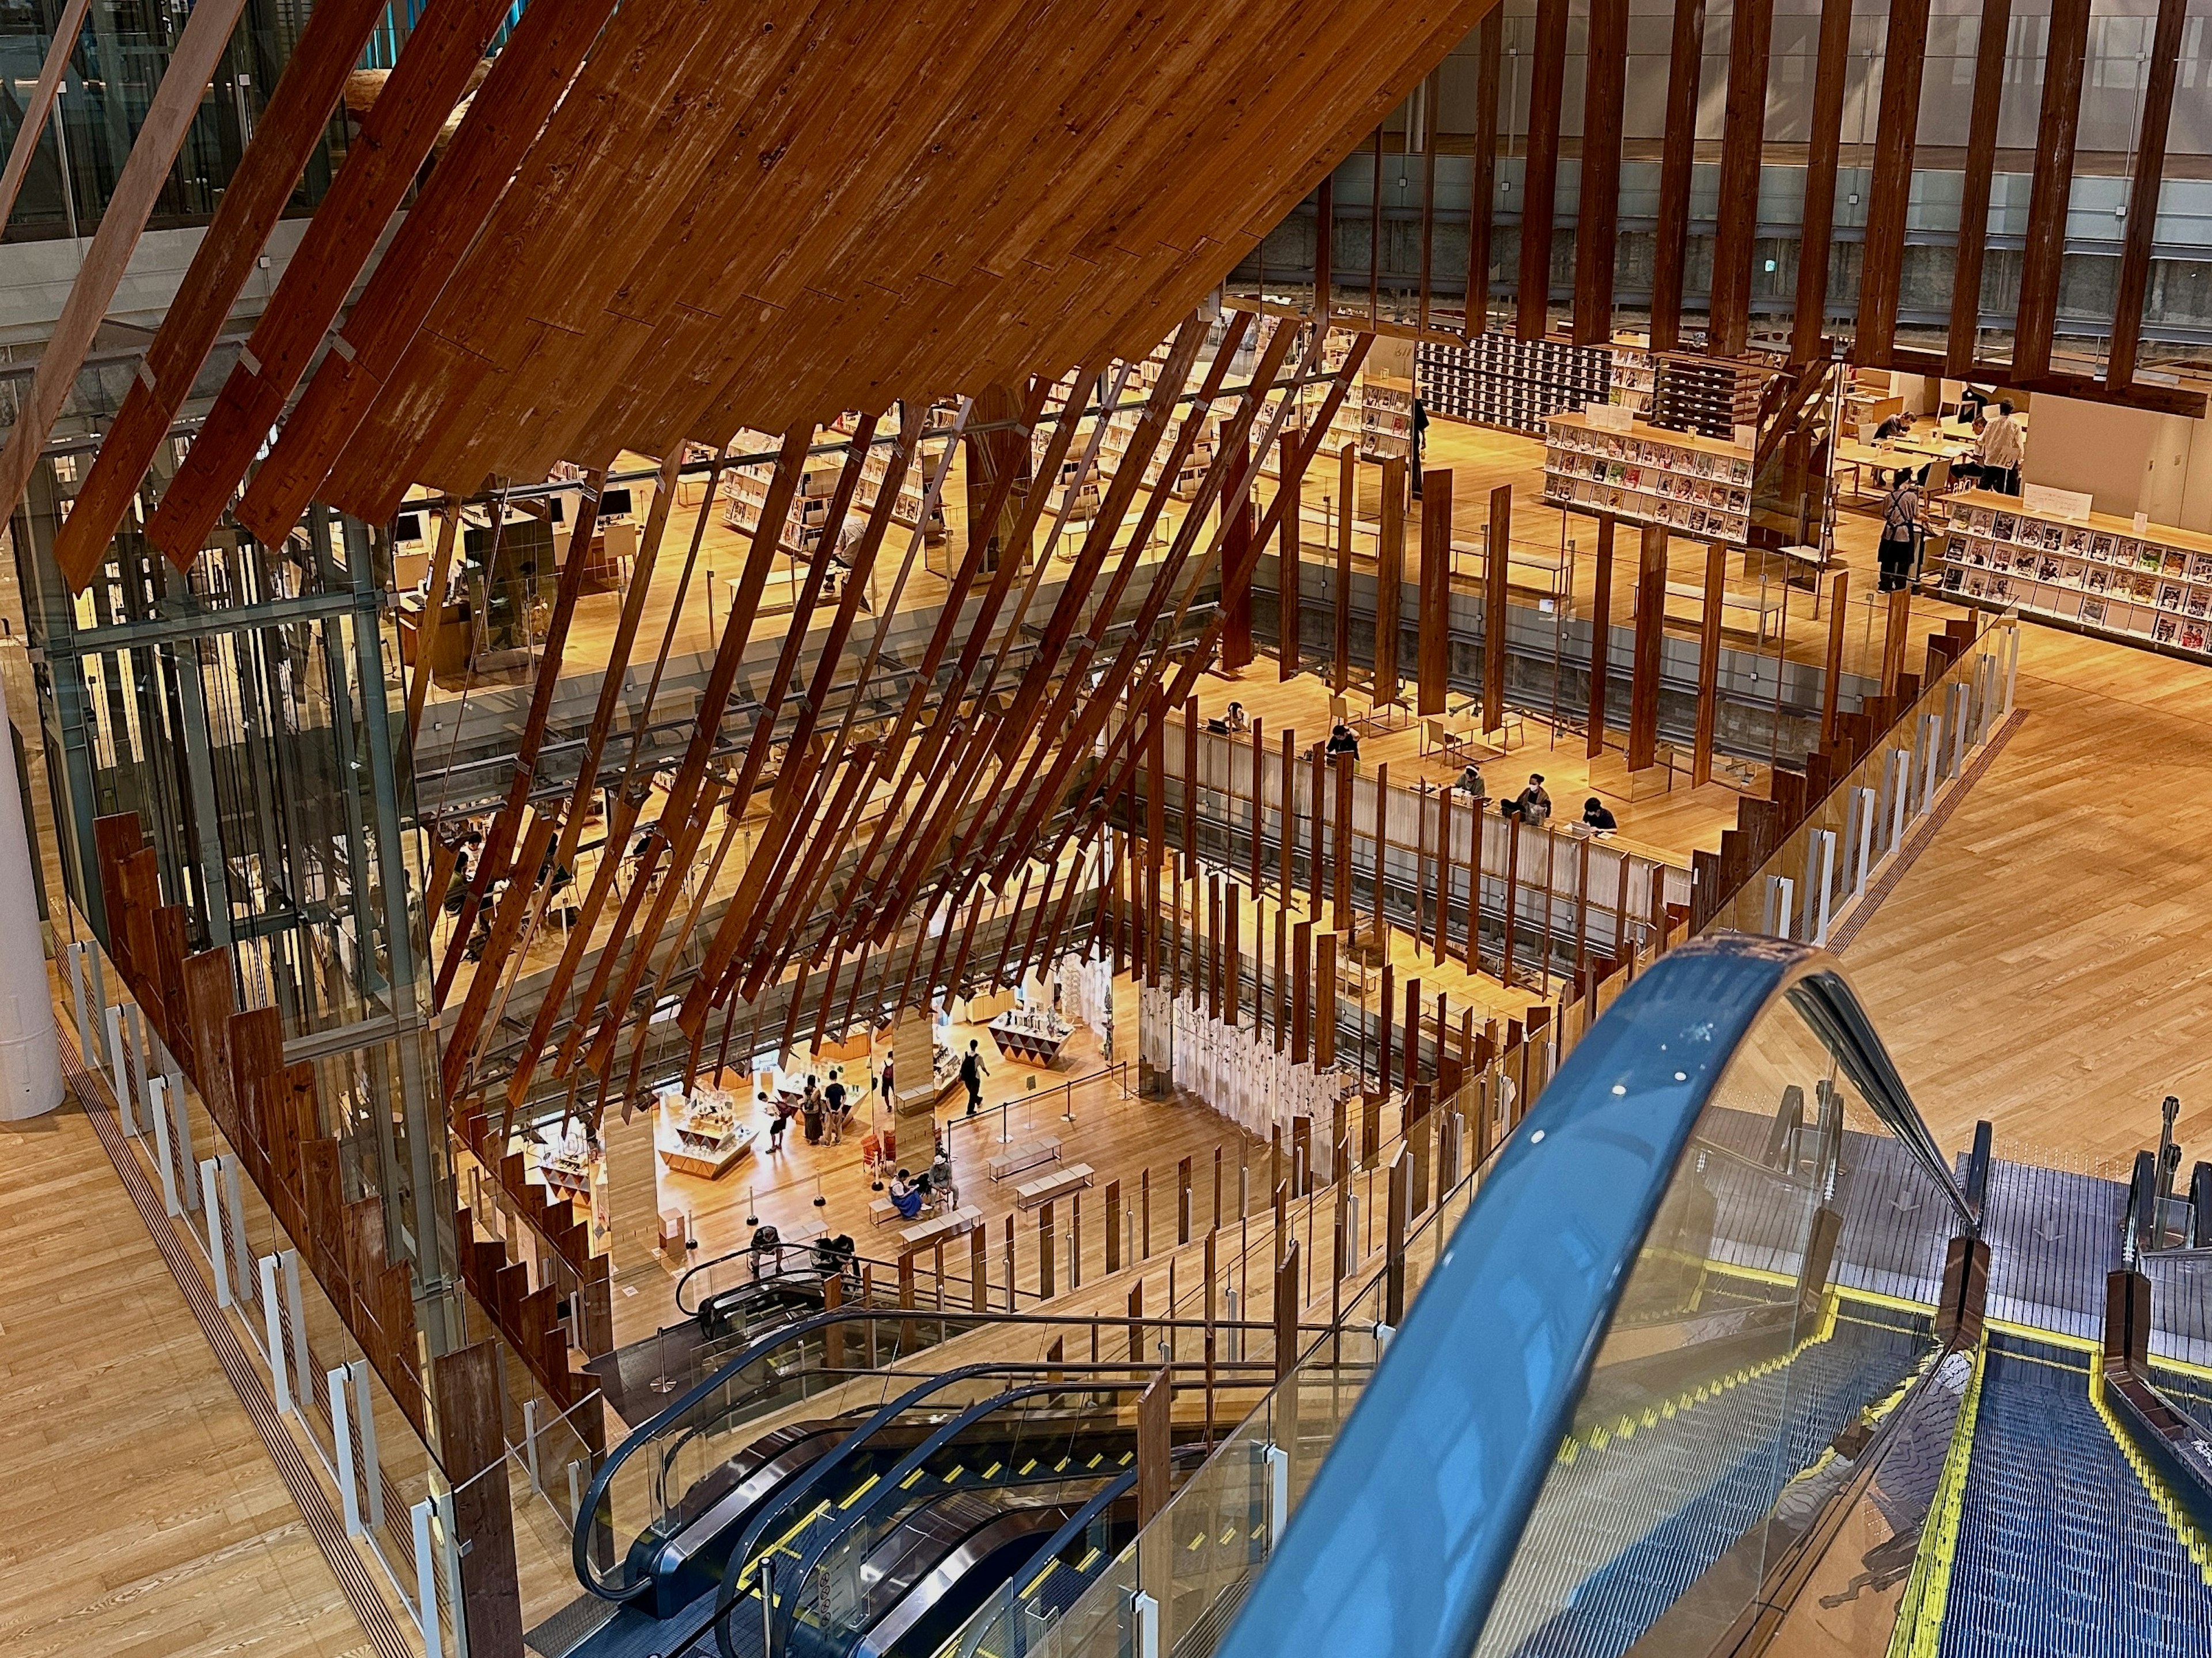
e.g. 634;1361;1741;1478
812;1234;857;1279
889;1170;924;1221
1456;762;1485;798
1325;723;1359;760
1500;773;1551;824
1224;700;1248;733
1873;410;1915;443
1582;797;1619;833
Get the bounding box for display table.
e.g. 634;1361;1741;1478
532;1126;601;1205
988;1010;1074;1067
654;1085;757;1179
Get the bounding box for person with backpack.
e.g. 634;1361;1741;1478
801;1075;825;1144
1878;471;1922;593
823;1068;849;1143
959;1039;988;1117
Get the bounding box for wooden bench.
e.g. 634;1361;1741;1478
1014;1162;1094;1209
1662;581;1783;646
899;1204;983;1253
869;1197;901;1227
987;1139;1063;1182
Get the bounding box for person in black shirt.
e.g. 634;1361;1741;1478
1325;723;1359;760
1582;798;1618;832
959;1039;988;1116
823;1068;849;1143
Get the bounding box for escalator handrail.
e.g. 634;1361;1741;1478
755;1376;1171;1658
574;1300;1278;1600
1213;935;1970;1658
953;1466;1141;1658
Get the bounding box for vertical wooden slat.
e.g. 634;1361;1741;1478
1222;435;1256;671
1417;470;1453;715
1573;0;1630;347
1707;0;1774;358
2107;0;2188;388
1315;174;1334;310
1946;0;2014;375
1418;70;1441;332
1334;443;1357;692
2016;0;2092;380
1693;542;1726;786
1279;428;1306;678
1483;484;1510;730
1858;0;1933;366
1793;0;1855;363
1822;570;1850;745
1517;0;1571;339
1586;515;1615;758
1628;525;1668;770
1465;7;1503;335
1376;456;1406;704
1649;0;1709;352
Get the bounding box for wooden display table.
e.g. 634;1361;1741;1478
531;1128;600;1205
988;1011;1073;1067
654;1086;757;1179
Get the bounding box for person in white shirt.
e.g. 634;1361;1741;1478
1979;400;2024;496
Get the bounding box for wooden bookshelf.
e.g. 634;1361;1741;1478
1541;411;1755;544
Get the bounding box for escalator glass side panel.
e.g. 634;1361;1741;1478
1215;937;1972;1658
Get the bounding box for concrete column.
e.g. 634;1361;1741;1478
0;673;60;1120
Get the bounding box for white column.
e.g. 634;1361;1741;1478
0;670;60;1120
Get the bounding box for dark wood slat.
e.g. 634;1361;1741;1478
1374;456;1404;704
1464;7;1502;335
1279;428;1305;680
1791;0;1854;363
1334;443;1355;689
1586;514;1614;758
2016;0;2092;380
1647;0;1707;352
1417;71;1440;332
51;0;388;583
1572;0;1628;348
1858;0;1932;366
1516;0;1570;339
2107;0;2187;388
1627;524;1667;769
1221;433;1256;670
1416;469;1453;715
1945;0;2013;375
1483;483;1509;729
146;0;520;563
1707;0;1773;358
1692;541;1725;786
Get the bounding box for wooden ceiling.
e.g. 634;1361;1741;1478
46;0;1495;579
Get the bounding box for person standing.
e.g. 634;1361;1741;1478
763;1089;789;1154
959;1039;988;1117
1980;400;2025;496
1877;471;1922;593
824;1068;848;1144
802;1075;825;1145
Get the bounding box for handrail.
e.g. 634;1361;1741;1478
1213;935;1971;1658
953;1468;1141;1658
572;1300;1301;1600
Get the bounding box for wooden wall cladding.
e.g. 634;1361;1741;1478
1416;469;1453;715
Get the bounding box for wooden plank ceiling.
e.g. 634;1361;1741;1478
47;0;1497;578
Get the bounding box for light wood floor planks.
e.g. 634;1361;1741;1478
0;1099;377;1658
1841;623;2212;1171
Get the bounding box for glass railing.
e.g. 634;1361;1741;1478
1208;934;1975;1658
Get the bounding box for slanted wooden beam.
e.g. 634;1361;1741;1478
2016;0;2093;381
2107;0;2187;388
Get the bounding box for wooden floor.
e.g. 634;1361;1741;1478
1841;621;2212;1171
0;1100;374;1658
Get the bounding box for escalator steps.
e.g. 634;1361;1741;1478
1938;1344;2212;1658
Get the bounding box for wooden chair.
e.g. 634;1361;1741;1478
1486;708;1527;751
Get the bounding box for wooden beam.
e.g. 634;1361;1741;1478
1821;570;1849;746
1572;0;1628;348
1857;0;1931;366
1416;469;1453;716
2107;0;2187;388
1692;542;1725;787
1278;428;1305;680
1516;0;1570;339
404;505;461;740
0;0;254;551
1464;7;1503;335
1483;483;1510;731
1586;515;1614;757
1374;456;1405;704
146;0;520;563
1791;0;1853;363
2016;0;2092;381
1221;434;1256;671
51;0;388;581
1648;0;1707;352
1627;525;1668;770
1945;0;2013;375
1706;0;1772;359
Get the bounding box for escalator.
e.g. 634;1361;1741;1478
1158;935;2212;1658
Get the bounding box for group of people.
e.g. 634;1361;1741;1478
759;1065;859;1152
1871;399;2027;594
887;1149;958;1220
1453;765;1616;832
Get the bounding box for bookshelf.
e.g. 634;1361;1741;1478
1541;411;1755;544
1414;335;1611;437
1941;489;2212;658
1358;373;1414;462
1649;356;1768;441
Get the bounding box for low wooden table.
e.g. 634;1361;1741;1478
900;1205;983;1253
